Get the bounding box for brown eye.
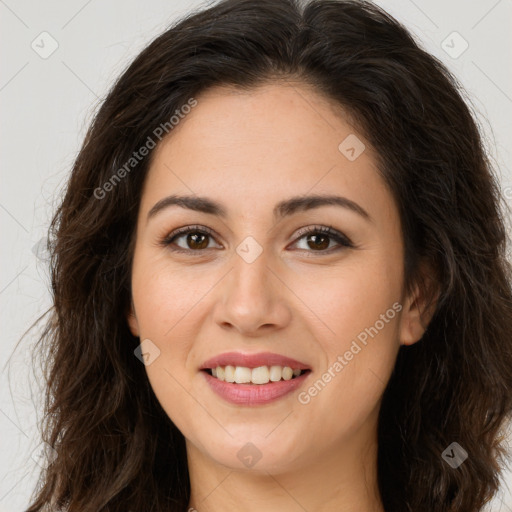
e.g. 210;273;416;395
292;225;353;253
305;233;330;251
184;232;210;250
162;225;221;253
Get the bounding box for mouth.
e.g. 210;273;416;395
199;352;312;404
201;365;312;405
201;365;312;385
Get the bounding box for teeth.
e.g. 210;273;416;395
234;366;252;384
209;365;305;384
269;365;282;382
224;365;235;382
282;367;293;380
252;366;269;384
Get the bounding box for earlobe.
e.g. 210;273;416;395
127;300;140;337
399;267;439;346
399;288;427;346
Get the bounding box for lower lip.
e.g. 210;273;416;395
201;370;311;405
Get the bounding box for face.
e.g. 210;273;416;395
127;82;426;475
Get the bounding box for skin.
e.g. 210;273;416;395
127;81;432;512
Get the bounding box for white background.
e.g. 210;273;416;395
1;0;511;510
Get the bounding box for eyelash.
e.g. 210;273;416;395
160;224;354;256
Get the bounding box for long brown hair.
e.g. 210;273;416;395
20;0;512;510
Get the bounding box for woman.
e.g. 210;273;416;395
24;0;512;510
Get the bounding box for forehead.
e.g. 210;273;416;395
141;82;394;225
154;82;362;171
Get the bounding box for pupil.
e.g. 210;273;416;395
188;233;208;249
308;234;329;250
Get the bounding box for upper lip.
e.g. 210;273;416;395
200;351;311;370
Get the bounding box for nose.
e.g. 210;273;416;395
212;249;292;336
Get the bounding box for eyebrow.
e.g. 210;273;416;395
147;193;372;223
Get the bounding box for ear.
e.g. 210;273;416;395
399;264;439;346
127;299;140;337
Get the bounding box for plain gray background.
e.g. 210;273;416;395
1;0;511;510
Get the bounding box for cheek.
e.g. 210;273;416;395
295;253;402;344
293;256;401;426
131;251;211;340
130;258;209;430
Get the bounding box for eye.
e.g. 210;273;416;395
161;225;222;254
291;225;353;254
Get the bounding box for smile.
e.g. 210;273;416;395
203;365;309;384
201;367;312;406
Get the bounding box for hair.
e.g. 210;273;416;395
19;0;512;510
